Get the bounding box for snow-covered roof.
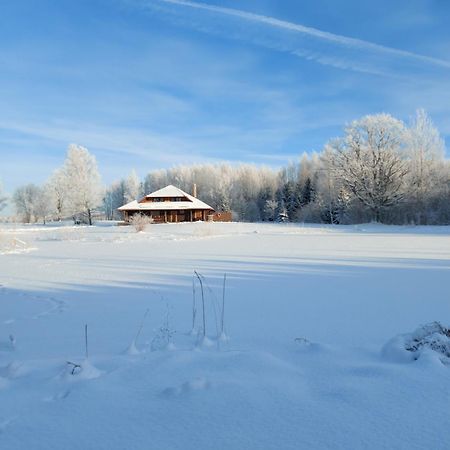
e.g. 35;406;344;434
118;185;214;211
145;185;189;198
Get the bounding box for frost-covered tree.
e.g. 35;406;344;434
125;110;448;225
405;109;446;223
33;185;53;224
13;184;40;223
298;154;318;208
263;199;278;221
0;181;7;212
124;170;141;203
143;169;169;194
328;114;409;222
47;168;69;221
103;180;127;220
62;144;102;225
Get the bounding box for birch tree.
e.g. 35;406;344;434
63;144;102;225
124;170;141;202
47;168;69;221
33;185;53;224
406;109;446;223
13;184;40;223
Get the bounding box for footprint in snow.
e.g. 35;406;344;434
0;287;66;319
162;377;211;398
33;297;66;319
0;361;26;379
44;389;71;402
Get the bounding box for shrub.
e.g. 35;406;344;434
129;213;153;232
382;321;450;365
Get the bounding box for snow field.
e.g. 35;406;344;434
0;222;450;449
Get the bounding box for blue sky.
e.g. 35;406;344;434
1;0;450;197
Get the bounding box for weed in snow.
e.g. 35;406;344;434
151;305;176;351
124;308;150;355
0;335;15;352
64;324;102;379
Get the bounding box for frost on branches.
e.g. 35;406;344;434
129;213;153;232
8;109;450;225
328;114;408;222
62;145;102;225
0;181;7;212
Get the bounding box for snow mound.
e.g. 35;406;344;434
0;335;15;352
162;377;211;398
197;336;215;348
294;337;325;354
123;340;142;355
63;359;103;380
382;322;450;365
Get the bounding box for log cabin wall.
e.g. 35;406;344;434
123;209;214;223
210;211;232;222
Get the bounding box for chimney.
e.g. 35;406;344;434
192;183;197;198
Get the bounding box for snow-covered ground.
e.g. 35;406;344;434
0;222;449;449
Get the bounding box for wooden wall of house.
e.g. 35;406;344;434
122;209;215;223
210;211;232;222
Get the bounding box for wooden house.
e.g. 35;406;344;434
118;185;216;223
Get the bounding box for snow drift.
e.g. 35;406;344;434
382;321;450;365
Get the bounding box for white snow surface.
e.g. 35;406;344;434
0;221;449;449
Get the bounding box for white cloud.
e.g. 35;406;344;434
140;0;450;77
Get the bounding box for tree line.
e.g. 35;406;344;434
7;145;102;225
3;110;450;225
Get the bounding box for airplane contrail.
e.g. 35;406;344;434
142;0;450;75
